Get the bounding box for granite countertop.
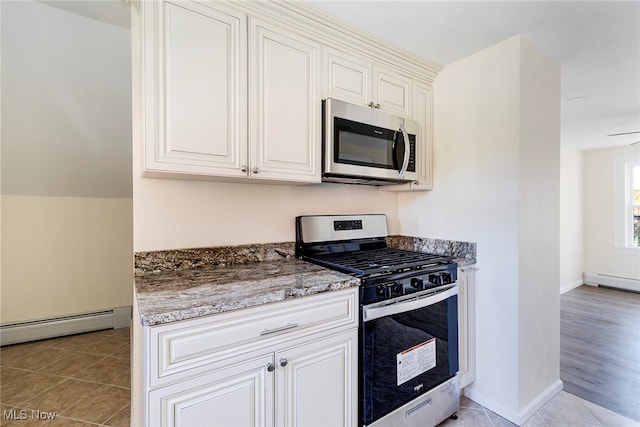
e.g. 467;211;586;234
135;259;360;326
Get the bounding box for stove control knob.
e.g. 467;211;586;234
428;274;443;286
410;277;424;289
376;285;387;298
440;272;453;285
390;282;403;295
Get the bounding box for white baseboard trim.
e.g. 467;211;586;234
582;272;598;286
0;306;132;346
582;271;640;292
518;379;563;425
463;379;563;426
560;279;583;294
462;387;520;425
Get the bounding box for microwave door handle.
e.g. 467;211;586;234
398;124;410;178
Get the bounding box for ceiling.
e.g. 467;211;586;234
41;0;639;150
308;1;640;150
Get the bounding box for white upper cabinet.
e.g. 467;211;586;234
137;1;321;183
380;80;433;192
249;18;321;183
324;50;371;106
142;1;248;178
374;67;413;117
412;82;433;189
134;1;440;185
323;48;413;117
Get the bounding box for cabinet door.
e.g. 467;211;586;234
276;329;357;427
458;268;477;389
143;1;248;177
373;67;412;117
149;355;274;427
249;18;321;183
412;82;433;189
323;49;372;106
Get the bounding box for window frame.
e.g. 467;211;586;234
629;163;640;247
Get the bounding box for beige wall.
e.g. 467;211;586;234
0;1;132;324
133;176;400;252
398;35;561;424
1;196;132;323
583;145;640;283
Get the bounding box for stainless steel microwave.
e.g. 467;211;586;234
322;98;419;185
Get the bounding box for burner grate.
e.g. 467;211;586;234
306;248;454;276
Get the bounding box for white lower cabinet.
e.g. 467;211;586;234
277;331;356;427
134;288;358;427
149;329;357;427
458;266;477;389
149;355;274;427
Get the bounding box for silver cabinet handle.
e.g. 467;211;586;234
279;358;288;367
259;323;298;336
374;103;380;109
368;101;375;108
267;363;275;372
252;167;259;174
398;123;410;178
240;165;247;173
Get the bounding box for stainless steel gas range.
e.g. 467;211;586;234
296;214;460;427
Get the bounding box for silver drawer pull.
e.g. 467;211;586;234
405;398;432;419
259;323;299;336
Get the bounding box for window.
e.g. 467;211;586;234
632;164;640;246
615;154;640;250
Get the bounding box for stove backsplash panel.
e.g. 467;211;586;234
134;242;295;276
134;237;476;276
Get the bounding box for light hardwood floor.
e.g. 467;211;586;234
560;284;640;422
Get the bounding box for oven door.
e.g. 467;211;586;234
361;284;459;426
323;98;418;182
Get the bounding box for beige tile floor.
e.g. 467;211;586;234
0;328;130;426
2;328;638;427
440;391;639;427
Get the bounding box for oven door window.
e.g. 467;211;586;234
362;294;458;425
334;117;414;172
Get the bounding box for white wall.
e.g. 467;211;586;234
0;1;132;324
398;35;561;424
559;146;584;292
583;145;640;284
517;39;560;412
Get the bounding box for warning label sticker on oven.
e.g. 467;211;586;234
397;338;436;386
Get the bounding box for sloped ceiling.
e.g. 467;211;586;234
1;1;131;198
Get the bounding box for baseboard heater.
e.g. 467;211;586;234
0;306;131;346
582;272;640;293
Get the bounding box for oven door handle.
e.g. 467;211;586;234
363;284;458;322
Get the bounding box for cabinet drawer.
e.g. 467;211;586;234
150;288;357;385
